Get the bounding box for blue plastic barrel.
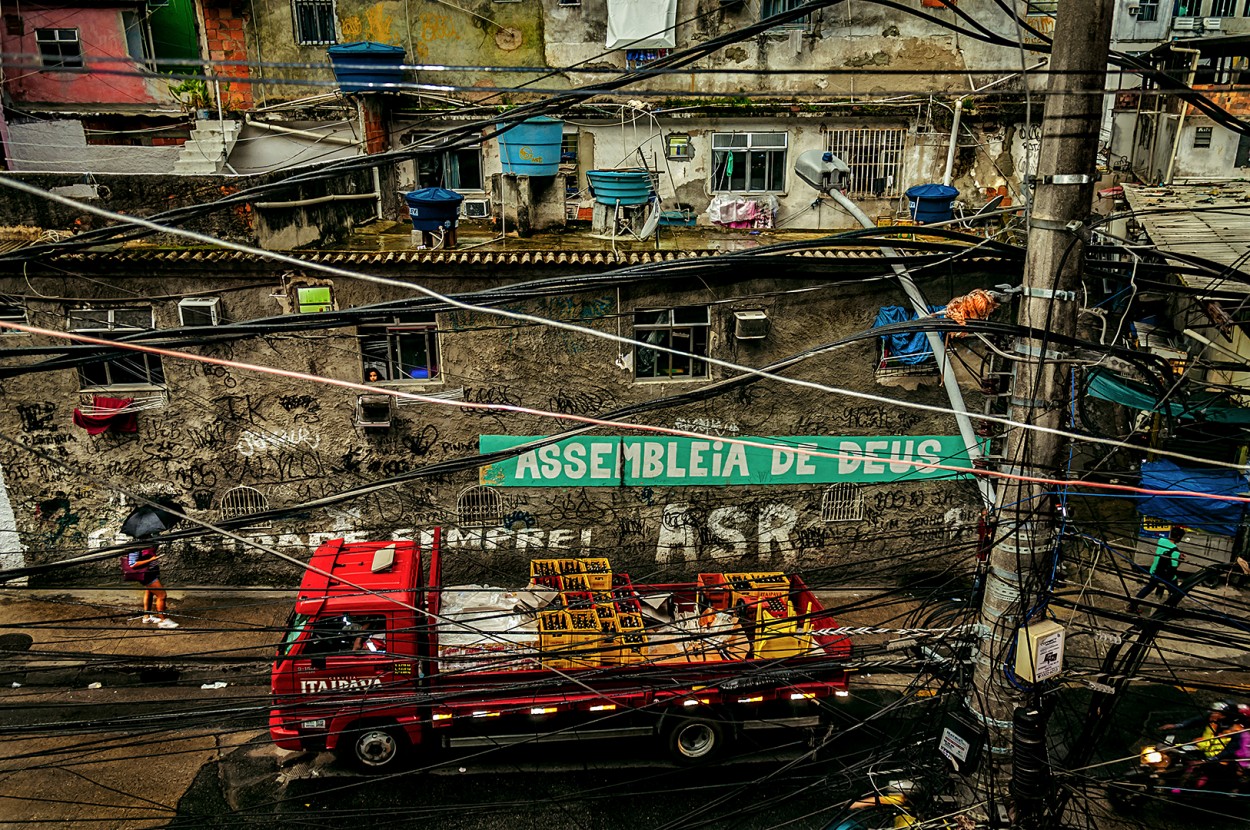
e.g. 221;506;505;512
496;117;563;176
586;169;654;206
328;42;406;93
905;184;959;224
403;187;464;231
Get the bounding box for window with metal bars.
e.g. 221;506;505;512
823;128;907;197
634;307;710;380
821;483;865;523
220;486;271;527
457;485;503;527
360;313;440;382
292;0;336;45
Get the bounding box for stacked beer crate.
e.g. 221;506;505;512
532;558;648;668
697;571;812;659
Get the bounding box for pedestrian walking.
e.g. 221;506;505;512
121;546;179;628
1129;526;1184;614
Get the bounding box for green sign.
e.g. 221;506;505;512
479;435;976;488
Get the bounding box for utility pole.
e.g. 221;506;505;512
968;0;1114;826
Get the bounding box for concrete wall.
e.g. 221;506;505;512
0;264;991;588
5;121;181;175
1;5;172;107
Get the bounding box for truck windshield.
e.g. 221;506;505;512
278;613;311;658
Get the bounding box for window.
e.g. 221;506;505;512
1237;133;1250;168
304;615;386;657
761;0;811;27
1194;127;1213;148
178;298;221;327
561;133;579;197
821;483;865;523
824;128;907;197
360;313;440;382
558;0;581;5
634;307;710;380
1025;0;1058;13
220;486;270;527
1211;0;1235;13
292;0;336;45
626;48;671;69
69;307;165;388
35;28;82;68
120;10;148;62
1138;0;1160;20
1173;0;1203;13
457;485;502;527
665;133;692;160
415;147;483;190
293;285;334;313
711;132;787;193
0;304;27;333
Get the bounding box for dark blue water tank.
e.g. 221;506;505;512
906;184;959;224
404;187;464;231
328;42;406;93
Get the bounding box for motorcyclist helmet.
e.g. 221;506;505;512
1209;700;1234;719
1236;703;1250;726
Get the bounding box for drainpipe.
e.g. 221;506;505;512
942;97;965;188
1164;45;1202;185
244;117;361;145
828;189;996;509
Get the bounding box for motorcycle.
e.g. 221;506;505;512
1107;734;1249;812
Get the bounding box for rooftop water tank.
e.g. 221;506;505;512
905;184;959;224
328;42;406;93
586;169;654;206
404;187;464;232
496;117;563;177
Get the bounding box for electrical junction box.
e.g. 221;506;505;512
1014;619;1065;683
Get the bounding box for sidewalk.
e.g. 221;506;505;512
0;587;289;687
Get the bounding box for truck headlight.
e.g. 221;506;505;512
1142;747;1164;765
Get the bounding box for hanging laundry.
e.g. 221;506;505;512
72;396;138;435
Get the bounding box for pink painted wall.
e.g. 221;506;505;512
1;6;169;106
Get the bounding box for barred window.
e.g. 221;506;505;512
220;486;270;527
821;483;865;523
457;485;502;527
69;307;165;389
824;128;907;197
292;0;336;45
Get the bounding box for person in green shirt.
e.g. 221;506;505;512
1129;526;1184;613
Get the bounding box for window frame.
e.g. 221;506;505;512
665;133;693;160
35;28;82;69
220;485;271;527
821;483;865;523
457;485;503;527
710;132;788;194
1137;0;1160;20
1194;126;1214;148
824;127;908;198
761;0;812;29
415;146;484;191
0;304;28;334
293;285;335;314
633;306;711;381
291;0;337;46
360;313;441;383
69;307;165;390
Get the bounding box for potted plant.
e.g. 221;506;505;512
169;79;215;119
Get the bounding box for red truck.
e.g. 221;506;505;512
269;533;852;771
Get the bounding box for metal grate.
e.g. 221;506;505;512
220;486;271;527
821;483;865;523
457;485;503;527
824;128;907;197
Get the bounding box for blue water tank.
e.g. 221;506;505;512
404;187;464;232
906;184;959;224
496;117;564;177
586;169;654;206
328;42;406;93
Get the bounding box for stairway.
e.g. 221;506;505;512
173;119;241;175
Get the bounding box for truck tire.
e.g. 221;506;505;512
343;723;407;772
665;717;726;765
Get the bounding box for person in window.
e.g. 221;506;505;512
366;368;383;383
351;619;387;654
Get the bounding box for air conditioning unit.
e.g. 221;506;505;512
463;198;490;219
1172;16;1200;30
1203;16;1222;30
1127;3;1140;14
178;297;221;327
733;310;770;341
356;394;394;430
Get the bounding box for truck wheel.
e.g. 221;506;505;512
344;723;407;772
666;717;726;765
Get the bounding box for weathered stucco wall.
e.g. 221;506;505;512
5;122;182;175
0;262;991;589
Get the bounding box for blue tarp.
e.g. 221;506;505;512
874;306;934;366
1137;459;1250;537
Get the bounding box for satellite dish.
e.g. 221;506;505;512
965;193;1006;226
496;27;522;51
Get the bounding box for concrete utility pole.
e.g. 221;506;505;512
968;0;1114;825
